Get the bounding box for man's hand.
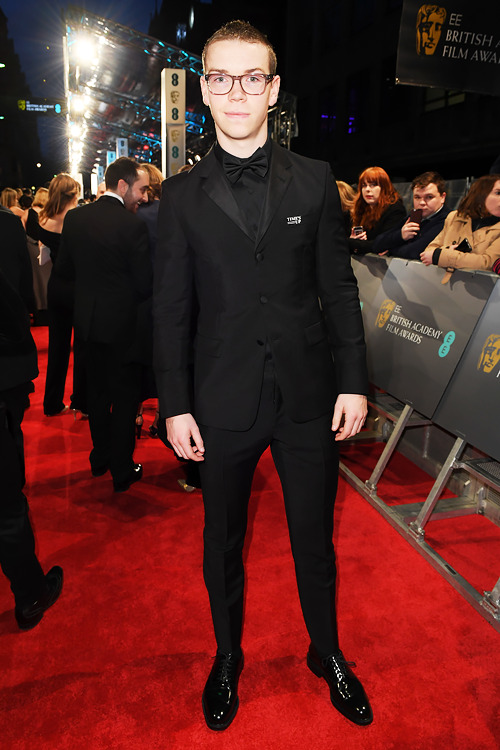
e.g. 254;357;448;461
331;394;368;441
420;248;434;266
166;413;205;461
401;218;420;241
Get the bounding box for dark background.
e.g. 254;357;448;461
1;0;499;188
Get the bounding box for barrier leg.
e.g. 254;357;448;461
408;437;466;539
481;577;500;620
365;404;414;492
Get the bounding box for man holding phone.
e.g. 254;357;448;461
373;171;449;259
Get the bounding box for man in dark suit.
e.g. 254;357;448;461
154;22;372;729
372;171;450;259
0;207;63;630
57;158;152;492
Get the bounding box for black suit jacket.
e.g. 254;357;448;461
0;208;38;391
56;196;152;352
153;143;368;431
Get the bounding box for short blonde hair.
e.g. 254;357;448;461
32;187;49;209
202;20;277;75
0;187;19;208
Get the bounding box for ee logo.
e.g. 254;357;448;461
439;330;455;358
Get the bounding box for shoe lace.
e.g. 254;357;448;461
322;652;356;682
213;653;239;684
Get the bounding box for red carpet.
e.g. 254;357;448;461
1;327;499;749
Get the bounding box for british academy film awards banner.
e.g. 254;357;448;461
396;1;500;96
434;281;500;462
161;68;186;177
352;255;494;419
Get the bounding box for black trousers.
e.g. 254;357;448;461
199;359;340;658
43;304;87;415
84;341;141;483
0;385;45;607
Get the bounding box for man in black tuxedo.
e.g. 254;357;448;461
57;158;151;492
0;207;63;630
154;22;372;729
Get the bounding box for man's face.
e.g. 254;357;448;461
123;170;149;213
413;182;445;218
418;10;444;55
200;39;280;153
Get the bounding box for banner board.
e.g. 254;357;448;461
433;280;500;461
396;0;500;96
161;68;186;177
352;255;495;418
16;98;65;115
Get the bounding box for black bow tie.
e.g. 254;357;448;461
222;149;269;184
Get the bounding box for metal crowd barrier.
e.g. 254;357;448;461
341;255;500;631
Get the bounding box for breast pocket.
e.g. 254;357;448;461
194;333;223;358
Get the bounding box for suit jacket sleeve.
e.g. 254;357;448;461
1;211;35;313
372;220;406;253
317;168;368;395
153;177;194;416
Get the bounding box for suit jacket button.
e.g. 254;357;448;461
257;339;264;346
256;252;263;262
260;295;268;304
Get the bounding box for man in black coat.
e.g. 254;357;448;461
56;158;152;492
154;22;372;730
372;171;450;259
0;207;63;630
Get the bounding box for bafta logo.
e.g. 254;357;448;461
17;99;26;111
170;129;181;143
375;299;396;329
416;4;447;56
170;91;180;104
477;334;500;374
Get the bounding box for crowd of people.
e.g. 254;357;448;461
2;17;500;735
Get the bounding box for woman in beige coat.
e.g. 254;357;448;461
420;175;500;278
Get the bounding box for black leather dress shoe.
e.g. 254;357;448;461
15;566;63;631
113;463;143;493
91;465;108;477
202;652;243;731
307;644;373;726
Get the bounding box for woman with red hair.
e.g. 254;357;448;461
348;166;406;254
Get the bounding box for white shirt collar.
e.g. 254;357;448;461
102;190;124;205
424;204;445;222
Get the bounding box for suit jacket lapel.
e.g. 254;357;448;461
197;148;252;239
257;142;292;245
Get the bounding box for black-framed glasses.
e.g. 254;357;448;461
204;73;274;96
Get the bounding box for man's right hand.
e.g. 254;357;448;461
166;413;205;461
401;219;420;241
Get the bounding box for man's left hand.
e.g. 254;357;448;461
331;394;368;441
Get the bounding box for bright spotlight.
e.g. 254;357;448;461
71;95;85;113
73;36;97;63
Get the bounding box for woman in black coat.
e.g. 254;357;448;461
348;166;406;254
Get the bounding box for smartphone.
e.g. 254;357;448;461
353;226;364;236
409;209;423;224
455;237;472;253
